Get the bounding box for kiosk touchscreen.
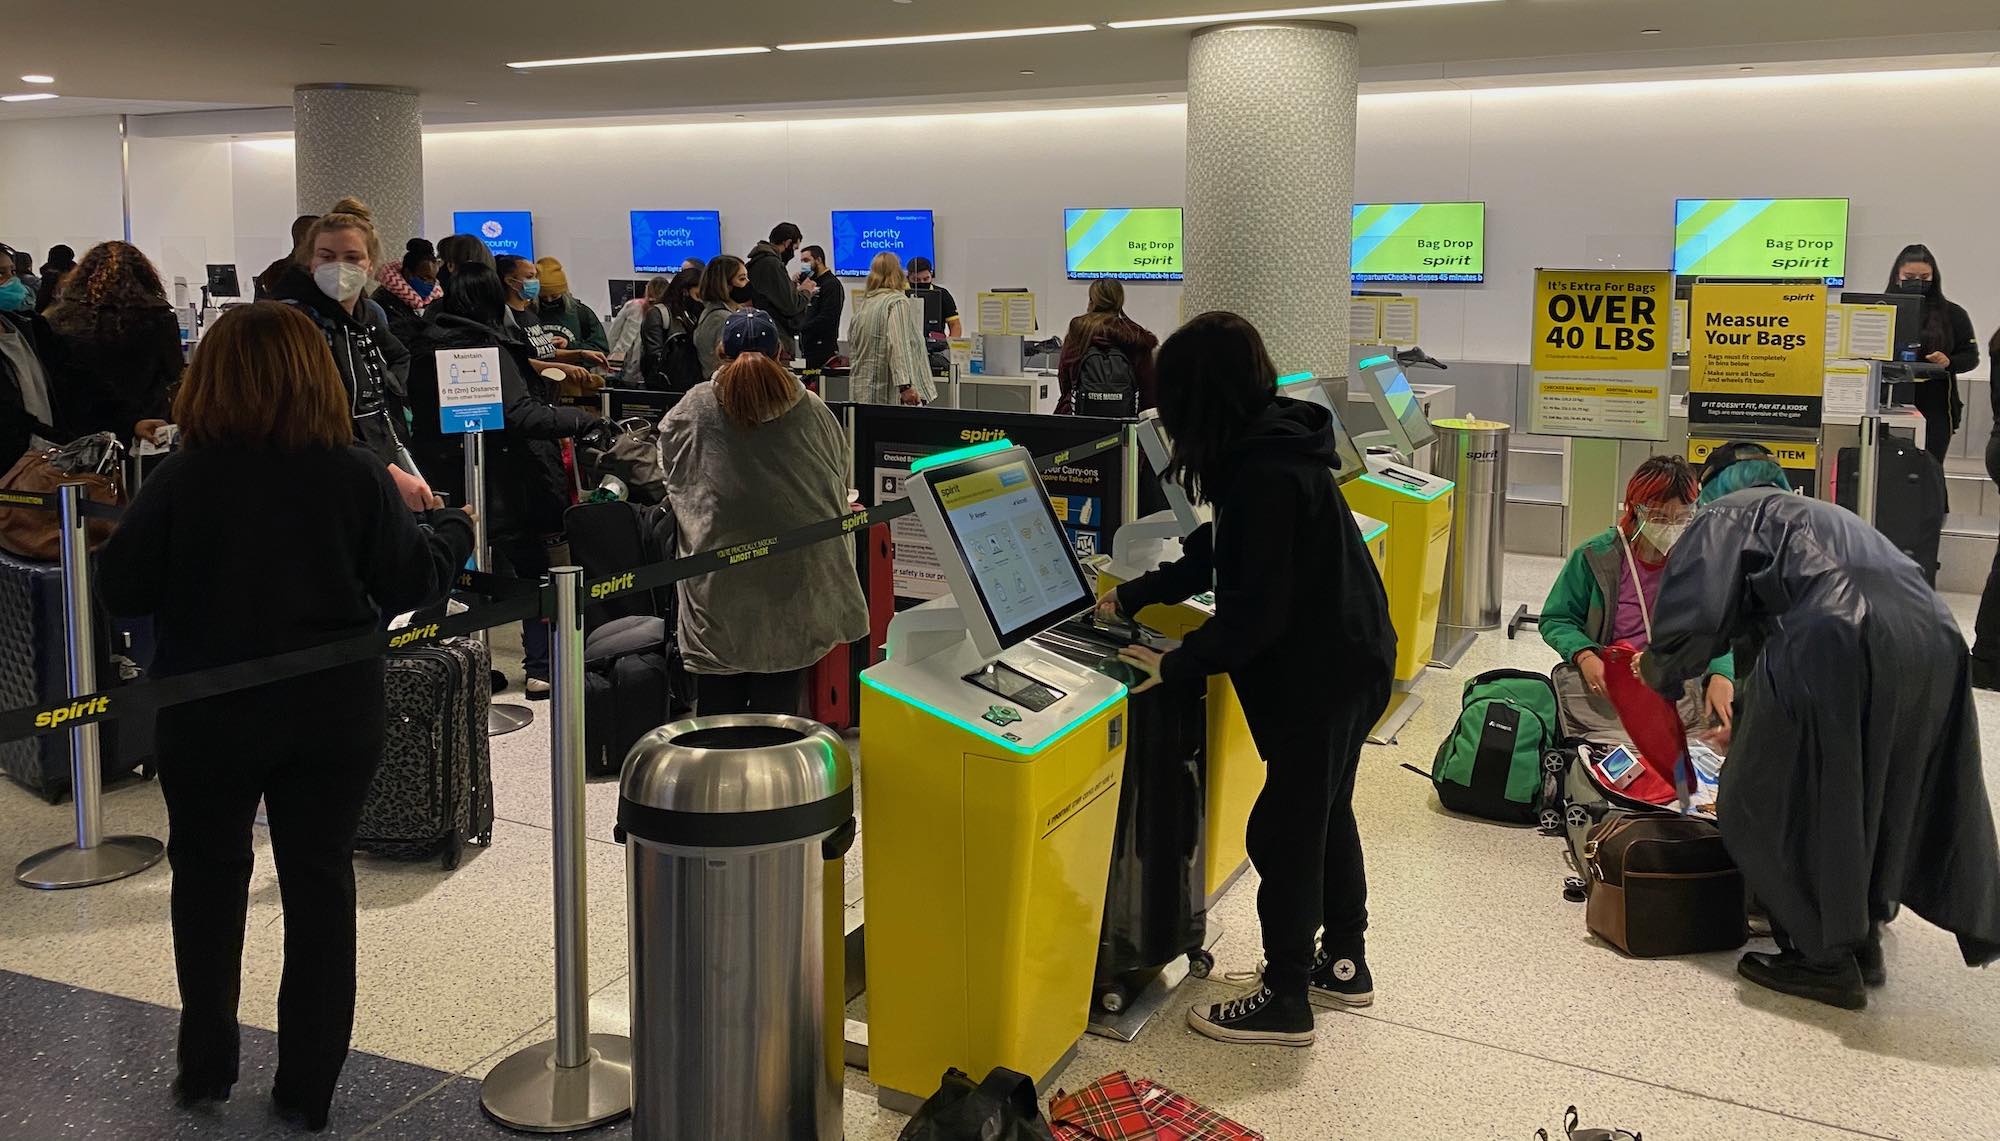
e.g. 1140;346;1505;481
858;439;1127;1110
1353;355;1439;460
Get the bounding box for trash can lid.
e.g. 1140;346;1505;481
617;714;853;848
1432;417;1511;431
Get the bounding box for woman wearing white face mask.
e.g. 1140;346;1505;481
1539;454;1735;735
269;196;433;510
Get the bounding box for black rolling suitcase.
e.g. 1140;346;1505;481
1034;614;1211;1013
1837;433;1946;585
0;548;148;802
565;500;692;770
358;636;493;869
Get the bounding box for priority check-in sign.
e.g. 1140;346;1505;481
436;347;504;434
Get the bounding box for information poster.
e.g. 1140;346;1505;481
1687;436;1819;497
871;444;950;601
1687;283;1828;429
1528;269;1673;441
1822;364;1870;419
1349;296;1421;346
435;347;503;434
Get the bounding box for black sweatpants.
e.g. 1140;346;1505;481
1243;682;1389;998
695;668;806;718
155;662;385;1113
1974;433;2000;668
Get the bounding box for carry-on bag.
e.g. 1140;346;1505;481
583;614;673;776
576;417;666;506
358;636;493;869
1430;669;1560;824
1836;433;1946;584
898;1067;1057;1141
0;432;124;562
1582;812;1746;957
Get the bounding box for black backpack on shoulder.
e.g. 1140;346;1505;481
661;329;705;394
1073;344;1138;417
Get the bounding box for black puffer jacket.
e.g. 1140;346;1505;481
405;312;603;538
268;265;414;473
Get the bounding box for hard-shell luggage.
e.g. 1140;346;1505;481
846;513;895;726
0;547;148;802
808;641;855;731
1836;433;1946;585
1035;614;1211;1013
358;636;493;869
584;614;673;776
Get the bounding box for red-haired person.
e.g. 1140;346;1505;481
1539;455;1735;733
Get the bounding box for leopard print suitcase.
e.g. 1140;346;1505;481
357;637;493;868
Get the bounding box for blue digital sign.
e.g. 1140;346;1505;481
452;211;535;259
831;210;935;277
630;210;723;273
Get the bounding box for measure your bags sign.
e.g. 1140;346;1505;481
1688;283;1828;429
1528;269;1672;441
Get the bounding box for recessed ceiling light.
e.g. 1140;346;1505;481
1639;28;1663;35
778;24;1096;51
318;41;337;47
1739;65;1755;71
1019;69;1035;74
1;92;59;102
464;100;479;105
509;45;772;69
1108;0;1501;30
20;74;54;84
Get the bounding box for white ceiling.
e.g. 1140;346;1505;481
7;0;2000;126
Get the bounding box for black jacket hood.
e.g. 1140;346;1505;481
1236;394;1343;471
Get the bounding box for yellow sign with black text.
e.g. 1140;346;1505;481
1688;283;1828;430
1687;437;1819;497
1528;269;1673;441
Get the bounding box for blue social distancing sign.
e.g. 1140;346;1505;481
436;347;504;434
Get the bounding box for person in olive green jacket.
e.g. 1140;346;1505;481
1541;455;1735;737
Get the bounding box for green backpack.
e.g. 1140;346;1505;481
1429;669;1560;825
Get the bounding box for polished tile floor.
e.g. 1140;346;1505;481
3;555;1998;1139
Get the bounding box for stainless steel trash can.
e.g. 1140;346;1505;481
1430;417;1511;666
618;714;855;1141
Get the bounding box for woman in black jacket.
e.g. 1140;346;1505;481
637;265;703;393
44;241;183;443
1885;244;1980;462
405;263;609;695
1105;311;1396;1048
97;302;472;1132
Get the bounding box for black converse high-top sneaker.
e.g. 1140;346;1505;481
1309;946;1374;1008
1186;985;1314;1046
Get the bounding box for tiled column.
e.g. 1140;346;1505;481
1184;21;1358;376
293;84;423;255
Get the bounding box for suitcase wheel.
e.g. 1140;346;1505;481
1537;807;1562;834
1542;750;1568;776
1562;877;1588;903
1565;805;1592;831
1186;948;1215;979
1097;986;1127;1014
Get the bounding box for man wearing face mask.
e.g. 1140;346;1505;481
1540;455;1734;735
1884;244;1980;463
745;222;808;362
794;244;845;375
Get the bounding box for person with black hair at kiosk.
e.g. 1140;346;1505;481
1100;311;1396;1047
1633;442;2000;1010
1883;244;1980;463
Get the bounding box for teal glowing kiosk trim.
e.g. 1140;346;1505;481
911;437;1014;474
860;673;1126;757
1361;520;1389;543
1360;471;1450;501
1356;354;1394;370
1275;370;1315;385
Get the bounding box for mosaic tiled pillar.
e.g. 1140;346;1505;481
294;85;424;257
1184;22;1358;377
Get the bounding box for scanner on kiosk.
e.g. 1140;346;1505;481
1343;354;1456;744
858;439;1127;1110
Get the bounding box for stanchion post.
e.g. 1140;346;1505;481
14;485;165;890
467;432;534;737
1856;413;1880;526
480;566;632;1131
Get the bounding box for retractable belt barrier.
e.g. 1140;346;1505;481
0;488;126;520
0;432;1123;744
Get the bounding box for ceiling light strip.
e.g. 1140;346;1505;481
0;92;59;102
777;24;1097;52
508;45;772;69
1108;0;1501;31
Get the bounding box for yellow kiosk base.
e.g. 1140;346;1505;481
858;673;1126;1111
1345;466;1454;744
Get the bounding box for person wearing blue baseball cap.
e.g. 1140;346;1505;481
658;305;865;716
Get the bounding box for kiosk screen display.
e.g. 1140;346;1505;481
453;211;535;258
1063;208;1184;281
1277;375;1369;484
832;210;935;277
1673;198;1849;285
1135;413;1209;535
1356;357;1437;455
1351;202;1485;283
630;210;722;272
927;452;1091;645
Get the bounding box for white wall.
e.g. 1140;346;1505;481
12;67;1997;373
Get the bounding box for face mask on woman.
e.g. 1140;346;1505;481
1640;519;1689;554
729;283;754;304
312;262;369;305
517;278;541;302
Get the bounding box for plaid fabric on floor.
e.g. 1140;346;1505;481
1048;1072;1263;1141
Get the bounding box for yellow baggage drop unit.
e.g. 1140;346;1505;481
1340;357;1456;744
858;440;1128;1112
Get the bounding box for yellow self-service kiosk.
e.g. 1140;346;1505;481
1341;356;1455;744
859;440;1127;1111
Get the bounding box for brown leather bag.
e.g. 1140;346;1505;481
1583;813;1747;958
0;434;125;562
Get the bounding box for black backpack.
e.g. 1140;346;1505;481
1072;344;1138;417
661;329;704;394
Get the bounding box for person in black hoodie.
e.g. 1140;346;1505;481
405;263;611;695
1104;311;1396;1048
269;197;430;509
795;243;845;374
96;302;473;1132
1884;244;1980;463
35;243;75;313
745;221;806;360
44;240;183;443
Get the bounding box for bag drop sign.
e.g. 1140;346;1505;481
436;347;504;434
1528;269;1673;441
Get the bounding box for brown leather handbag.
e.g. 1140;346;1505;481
1583;812;1747;958
0;434;125;562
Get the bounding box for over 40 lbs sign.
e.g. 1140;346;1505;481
1528;270;1673;441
